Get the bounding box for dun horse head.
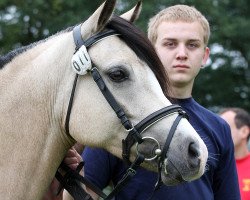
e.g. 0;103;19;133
0;0;208;199
67;0;208;185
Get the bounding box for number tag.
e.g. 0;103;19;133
71;45;92;75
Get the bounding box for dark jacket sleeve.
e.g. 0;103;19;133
213;124;240;200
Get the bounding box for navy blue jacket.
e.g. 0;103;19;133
83;98;240;200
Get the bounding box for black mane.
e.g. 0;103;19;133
107;15;171;97
0;15;170;97
0;44;33;69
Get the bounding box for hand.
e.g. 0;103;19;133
63;147;83;170
42;179;63;200
42;147;83;200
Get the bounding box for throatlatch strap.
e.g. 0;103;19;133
65;74;79;141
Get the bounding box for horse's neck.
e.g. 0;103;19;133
0;32;75;199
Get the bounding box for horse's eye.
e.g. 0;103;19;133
108;68;128;82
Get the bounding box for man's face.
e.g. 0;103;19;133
154;21;209;88
220;111;241;147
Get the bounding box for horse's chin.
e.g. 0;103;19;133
160;158;199;186
160;171;186;186
160;164;186;186
161;176;185;186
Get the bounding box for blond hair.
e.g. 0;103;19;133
148;5;210;46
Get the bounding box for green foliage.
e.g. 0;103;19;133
0;0;103;53
0;0;249;111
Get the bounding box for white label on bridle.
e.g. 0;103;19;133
71;45;92;75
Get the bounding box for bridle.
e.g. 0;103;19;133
62;24;189;199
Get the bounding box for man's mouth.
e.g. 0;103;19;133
173;64;189;69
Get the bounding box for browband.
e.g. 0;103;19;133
73;24;118;50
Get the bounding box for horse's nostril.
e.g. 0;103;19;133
188;142;200;168
189;142;199;157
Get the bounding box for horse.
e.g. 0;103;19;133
0;0;208;199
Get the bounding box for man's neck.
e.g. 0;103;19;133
235;141;250;160
170;85;193;99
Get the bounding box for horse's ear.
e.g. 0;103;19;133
80;0;116;39
120;1;142;22
97;0;116;29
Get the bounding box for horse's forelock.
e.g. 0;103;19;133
106;15;171;98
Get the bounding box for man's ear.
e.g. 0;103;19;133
202;47;210;67
240;125;250;139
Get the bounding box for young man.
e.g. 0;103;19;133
220;108;250;200
82;5;240;199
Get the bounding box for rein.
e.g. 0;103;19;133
57;24;189;199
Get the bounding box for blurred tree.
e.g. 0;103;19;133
0;0;249;111
125;0;250;112
0;0;103;53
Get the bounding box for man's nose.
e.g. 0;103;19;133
176;44;188;60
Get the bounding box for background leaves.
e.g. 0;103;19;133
1;0;249;112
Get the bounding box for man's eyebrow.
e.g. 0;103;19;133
162;38;201;42
162;38;177;41
188;39;202;42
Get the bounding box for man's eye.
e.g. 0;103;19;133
108;69;128;82
165;42;174;46
163;42;176;48
188;43;199;49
